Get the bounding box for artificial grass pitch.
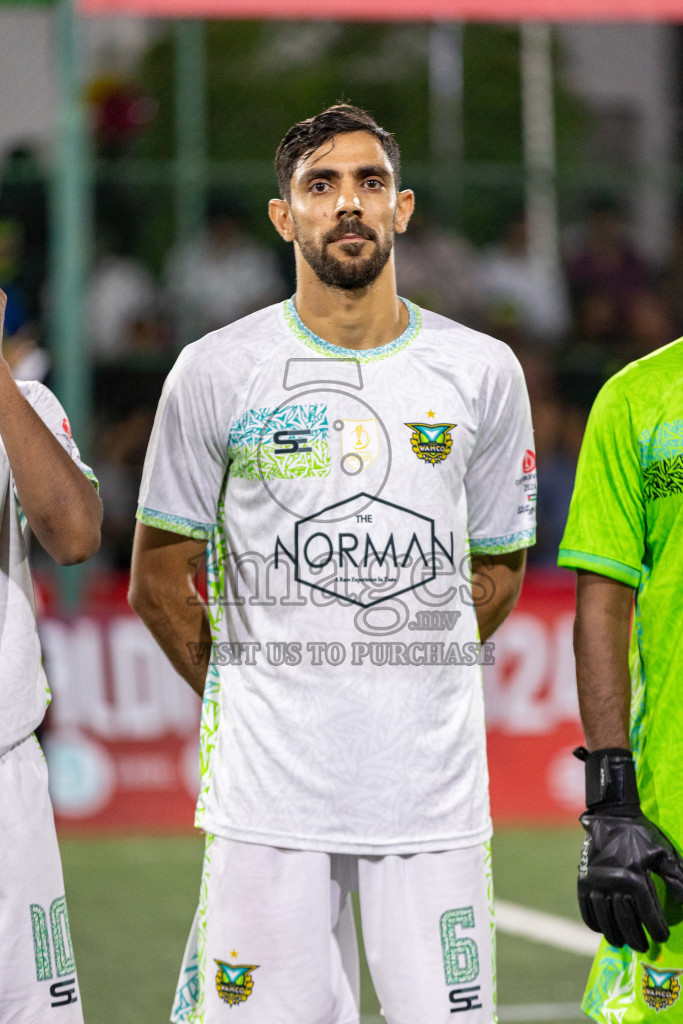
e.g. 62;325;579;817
60;828;589;1023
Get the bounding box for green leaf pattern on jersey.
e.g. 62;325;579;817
195;469;229;827
582;942;636;1023
172;834;215;1023
643;453;683;502
282;297;422;363
629;583;648;764
485;840;498;1014
228;403;330;480
192;833;215;1024
639;421;683;503
638;419;683;467
469;527;536;555
135;507;213;541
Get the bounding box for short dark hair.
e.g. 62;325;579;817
275;104;401;200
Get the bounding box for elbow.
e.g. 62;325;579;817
128;579;144;617
128;576;159;622
52;525;101;566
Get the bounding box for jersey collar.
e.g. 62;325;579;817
282;297;422;363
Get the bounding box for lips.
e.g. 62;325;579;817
325;219;376;245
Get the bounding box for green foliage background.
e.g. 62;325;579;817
123;20;584;267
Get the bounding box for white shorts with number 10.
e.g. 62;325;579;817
0;735;83;1024
172;836;496;1024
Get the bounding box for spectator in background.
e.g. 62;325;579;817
163;192;287;346
572;288;621;353
625;287;674;360
395;209;481;324
0;218;49;381
0;219;29;337
0;145;48;322
521;345;608;566
92;408;155;569
657;212;683;338
87;222;161;362
566;193;650;332
477;208;570;346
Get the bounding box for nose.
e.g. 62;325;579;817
335;182;363;219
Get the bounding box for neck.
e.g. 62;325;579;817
293;256;408;351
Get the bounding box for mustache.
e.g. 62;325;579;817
324;218;377;245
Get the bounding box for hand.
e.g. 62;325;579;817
578;809;683;952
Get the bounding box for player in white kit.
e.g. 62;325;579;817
130;106;536;1024
0;289;102;1023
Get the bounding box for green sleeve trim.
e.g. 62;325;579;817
557;548;641;587
84;469;99;493
136;504;214;541
469;527;536;555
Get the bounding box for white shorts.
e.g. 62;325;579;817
172;835;496;1024
0;735;83;1024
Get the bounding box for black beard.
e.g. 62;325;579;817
295;218;394;291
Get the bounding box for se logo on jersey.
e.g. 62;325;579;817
641;963;683;1011
215;959;259;1007
405;422;456;466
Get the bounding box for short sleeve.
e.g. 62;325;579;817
137;348;228;540
558;378;644;587
26;382;98;490
466;353;536;555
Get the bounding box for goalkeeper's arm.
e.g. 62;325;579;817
573;570;683;952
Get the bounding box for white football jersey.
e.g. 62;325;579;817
0;382;97;757
138;300;536;853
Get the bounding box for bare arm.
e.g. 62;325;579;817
0;290;102;565
574;569;634;750
129;521;211;696
471;548;527;642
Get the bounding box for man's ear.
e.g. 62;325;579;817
394;189;415;235
269;198;296;242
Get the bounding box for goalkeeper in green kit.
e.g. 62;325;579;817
559;339;683;1022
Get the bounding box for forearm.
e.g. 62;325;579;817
574;571;634;750
129;525;212;697
0;366;101;564
471;549;526;642
132;589;211;697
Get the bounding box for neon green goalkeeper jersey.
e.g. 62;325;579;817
559;338;683;1023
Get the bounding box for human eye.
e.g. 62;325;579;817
310;180;331;194
364;177;385;190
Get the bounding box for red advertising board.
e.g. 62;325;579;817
77;0;683;21
41;569;583;832
484;571;584;824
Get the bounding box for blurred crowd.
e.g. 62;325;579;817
2;144;682;572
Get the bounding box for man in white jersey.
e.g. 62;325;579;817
0;288;102;1023
130;105;536;1024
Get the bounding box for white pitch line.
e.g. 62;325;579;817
496;899;600;957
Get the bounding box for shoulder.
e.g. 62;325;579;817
593;337;683;421
416;305;525;384
167;302;285;393
16;379;62;415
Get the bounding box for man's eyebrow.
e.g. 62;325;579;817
298;167;340;187
297;164;392;187
356;164;391;180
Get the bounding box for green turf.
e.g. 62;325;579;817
60;827;591;1023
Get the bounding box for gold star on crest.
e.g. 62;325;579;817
427;409;435;419
230;950;238;959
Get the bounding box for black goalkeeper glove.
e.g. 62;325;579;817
574;746;683;953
